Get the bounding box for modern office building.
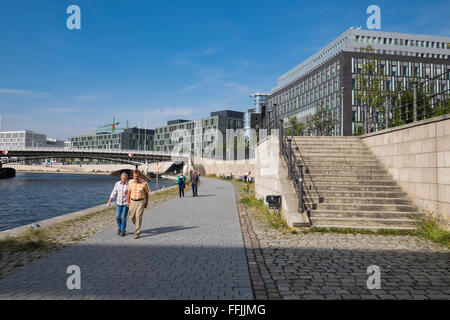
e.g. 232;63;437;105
245;93;267;136
0;130;47;149
70;128;154;150
46;138;65;148
266;28;450;135
154;110;244;154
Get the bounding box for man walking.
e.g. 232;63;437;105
190;170;200;197
107;172;129;237
127;170;150;239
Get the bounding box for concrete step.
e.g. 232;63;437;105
292;140;364;146
291;136;360;141
293;144;367;149
309;224;417;231
309;209;421;219
311;190;408;198
309;179;397;186
310;217;419;229
309;196;414;205
299;153;376;159
306;184;403;192
315;202;417;212
305;174;392;181
295;149;371;155
295;154;381;165
305;169;388;175
292;145;369;150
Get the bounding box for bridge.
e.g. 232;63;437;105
0;148;190;168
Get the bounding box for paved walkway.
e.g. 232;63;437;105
0;178;253;299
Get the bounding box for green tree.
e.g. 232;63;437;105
389;81;449;127
305;103;339;136
354;45;388;133
285;116;306;136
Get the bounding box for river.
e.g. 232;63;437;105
0;172;175;232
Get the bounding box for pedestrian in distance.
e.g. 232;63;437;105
190;170;200;197
126;170;150;239
177;172;186;197
107;172;129;237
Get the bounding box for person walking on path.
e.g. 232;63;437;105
127;170;150;239
177;172;186;197
107;172;129;237
190;170;200;197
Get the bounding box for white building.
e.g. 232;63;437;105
0;130;47;149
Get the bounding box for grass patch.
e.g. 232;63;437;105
239;196;288;230
415;212;449;247
0;227;55;254
235;181;288;231
308;226;415;236
307;213;449;248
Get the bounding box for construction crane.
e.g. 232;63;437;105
95;118;135;133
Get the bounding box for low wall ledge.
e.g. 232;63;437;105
359;114;450;139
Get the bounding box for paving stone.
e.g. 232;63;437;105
236;182;450;300
0;178;253;300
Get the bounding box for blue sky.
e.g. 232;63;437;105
0;0;449;139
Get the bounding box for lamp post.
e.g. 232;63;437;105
340;87;345;136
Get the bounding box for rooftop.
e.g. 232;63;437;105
272;28;450;93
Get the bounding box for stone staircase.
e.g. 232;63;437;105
291;136;422;230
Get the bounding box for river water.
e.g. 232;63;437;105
0;172;175;232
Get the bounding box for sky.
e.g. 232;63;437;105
0;0;449;140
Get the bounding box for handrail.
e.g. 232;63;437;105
290;138;324;209
277;119;305;213
276;119;324;214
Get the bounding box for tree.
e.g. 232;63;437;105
305;103;339;136
390;81;450;127
285;116;306;136
354;45;388;133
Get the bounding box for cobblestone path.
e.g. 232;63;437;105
238;194;449;300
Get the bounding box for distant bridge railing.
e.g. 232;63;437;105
0;147;190;167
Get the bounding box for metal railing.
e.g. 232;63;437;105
276;119;305;213
276;118;325;214
356;70;450;134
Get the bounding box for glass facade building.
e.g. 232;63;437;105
245;93;267;137
154;110;244;155
266;28;450;135
70;128;154;151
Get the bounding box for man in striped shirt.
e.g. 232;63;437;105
127;170;150;239
107;172;129;237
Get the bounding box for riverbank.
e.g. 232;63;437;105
4;164;137;175
0;183;186;278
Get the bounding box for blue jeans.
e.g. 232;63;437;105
192;183;198;196
115;204;128;233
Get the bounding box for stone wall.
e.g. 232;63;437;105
191;156;255;178
361;114;450;222
254;136;309;227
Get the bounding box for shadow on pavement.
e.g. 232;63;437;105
139;226;198;238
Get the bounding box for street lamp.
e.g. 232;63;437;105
340;87;345;136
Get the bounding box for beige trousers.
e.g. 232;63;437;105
129;199;145;235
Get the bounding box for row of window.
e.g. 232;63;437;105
354;35;450;50
268;61;342;117
352;59;450;78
